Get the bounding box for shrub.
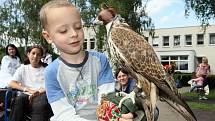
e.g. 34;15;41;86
173;73;215;89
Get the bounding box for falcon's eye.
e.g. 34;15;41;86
98;15;103;21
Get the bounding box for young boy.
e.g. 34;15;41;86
40;0;133;120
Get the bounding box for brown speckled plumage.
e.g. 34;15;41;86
105;19;196;121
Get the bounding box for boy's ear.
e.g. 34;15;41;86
42;30;52;44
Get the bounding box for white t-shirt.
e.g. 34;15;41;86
12;64;45;90
0;55;21;75
0;55;21;88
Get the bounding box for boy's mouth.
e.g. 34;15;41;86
70;41;80;47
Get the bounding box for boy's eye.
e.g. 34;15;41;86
58;29;67;33
75;26;82;30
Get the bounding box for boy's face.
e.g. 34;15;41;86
42;6;84;55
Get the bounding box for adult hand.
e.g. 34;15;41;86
27;89;40;104
38;87;45;94
120;113;134;121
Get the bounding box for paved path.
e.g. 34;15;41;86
157;86;188;121
157;100;186;121
157;86;215;121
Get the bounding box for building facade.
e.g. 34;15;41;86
144;25;215;74
2;25;214;75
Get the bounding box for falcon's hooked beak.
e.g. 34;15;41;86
93;16;104;25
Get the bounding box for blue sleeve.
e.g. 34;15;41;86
44;59;65;103
91;52;114;86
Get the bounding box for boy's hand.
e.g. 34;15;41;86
120;113;134;120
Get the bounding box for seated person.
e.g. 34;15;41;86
115;68;136;93
0;44;21;88
189;74;205;92
9;45;53;121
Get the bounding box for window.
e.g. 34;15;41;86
185;35;192;45
163;36;169;47
174;35;180;46
160;55;189;71
209;33;215;44
83;39;87;50
180;61;188;70
152;36;159;47
197;34;204;45
90;38;95;49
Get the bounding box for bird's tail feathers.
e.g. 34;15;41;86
160;90;197;121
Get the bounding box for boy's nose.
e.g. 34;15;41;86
69;29;78;37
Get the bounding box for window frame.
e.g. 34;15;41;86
197;34;204;45
83;39;88;50
185;35;192;46
209;33;215;45
160;55;189;71
173;35;180;46
152;36;159;47
162;36;170;47
90;38;95;50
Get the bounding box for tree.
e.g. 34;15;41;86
69;0;154;51
0;0;50;50
0;0;153;52
185;0;215;26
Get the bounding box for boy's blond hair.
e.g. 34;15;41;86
39;0;75;29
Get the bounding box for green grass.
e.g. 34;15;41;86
183;89;215;98
182;89;215;111
187;102;215;111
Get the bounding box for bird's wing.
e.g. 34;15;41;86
110;25;197;121
110;25;169;89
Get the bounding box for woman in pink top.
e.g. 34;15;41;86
196;57;210;86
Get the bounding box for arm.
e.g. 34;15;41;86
195;64;200;74
9;65;24;91
9;81;25;91
191;78;198;82
97;53;115;102
50;98;90;121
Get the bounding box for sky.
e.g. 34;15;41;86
0;0;214;29
146;0;215;29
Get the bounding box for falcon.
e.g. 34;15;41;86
96;5;197;121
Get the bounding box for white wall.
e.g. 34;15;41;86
144;25;215;74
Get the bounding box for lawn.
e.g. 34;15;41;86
183;89;215;98
182;89;215;111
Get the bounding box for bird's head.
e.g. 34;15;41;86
95;4;117;25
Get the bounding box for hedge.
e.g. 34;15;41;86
174;73;215;89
